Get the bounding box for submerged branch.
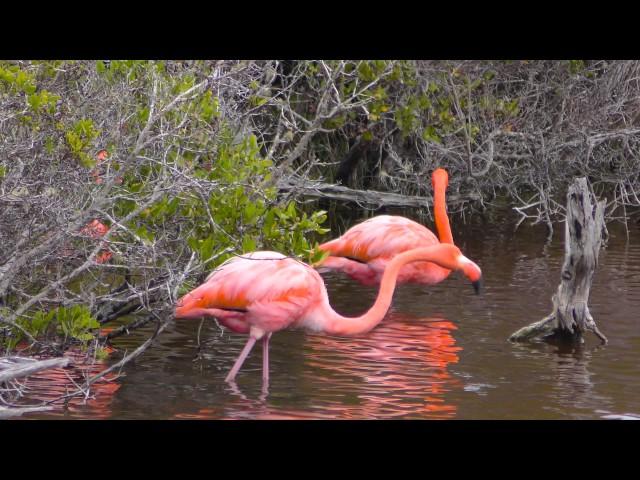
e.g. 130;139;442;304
509;315;554;342
87;313;174;386
98;314;157;340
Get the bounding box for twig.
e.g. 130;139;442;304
85;313;173;387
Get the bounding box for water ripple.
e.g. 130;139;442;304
16;222;640;419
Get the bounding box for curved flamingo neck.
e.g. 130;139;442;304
316;245;459;336
433;171;454;245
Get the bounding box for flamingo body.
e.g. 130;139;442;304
176;251;327;336
319;215;449;286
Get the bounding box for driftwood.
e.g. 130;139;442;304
277;176;481;209
0;356;71;383
0;405;55;418
509;177;608;344
0;356;71;418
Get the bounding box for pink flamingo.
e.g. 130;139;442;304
317;168;480;289
174;244;481;384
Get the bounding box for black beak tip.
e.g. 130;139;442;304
472;277;483;295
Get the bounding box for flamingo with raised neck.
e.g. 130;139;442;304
317;168;478;288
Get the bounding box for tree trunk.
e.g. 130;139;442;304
509;177;608;345
335;136;368;186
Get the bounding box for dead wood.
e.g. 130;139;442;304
509;177;608;345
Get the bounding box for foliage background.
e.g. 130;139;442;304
2;59;640;355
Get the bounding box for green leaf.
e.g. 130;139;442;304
134;226;154;245
242;235;257;252
357;62;375;82
422;125;442;144
243;202;259;224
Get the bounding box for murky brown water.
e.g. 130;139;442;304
14;217;640;420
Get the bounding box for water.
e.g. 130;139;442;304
12;218;640;420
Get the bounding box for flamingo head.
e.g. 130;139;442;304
431;168;449;189
428;244;482;294
411;244;483;294
457;255;482;294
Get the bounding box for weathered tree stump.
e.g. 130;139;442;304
509;177;608;345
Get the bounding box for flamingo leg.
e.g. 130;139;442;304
225;336;257;383
262;333;272;385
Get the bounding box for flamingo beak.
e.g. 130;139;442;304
459;255;482;295
472;276;483;295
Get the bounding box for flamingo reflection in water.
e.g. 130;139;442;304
174;314;462;420
301;313;462;419
7;342;120;419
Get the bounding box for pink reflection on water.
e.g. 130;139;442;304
174;313;462;420
300;313;462;419
12;345;120;419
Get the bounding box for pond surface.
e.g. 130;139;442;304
17;217;640;419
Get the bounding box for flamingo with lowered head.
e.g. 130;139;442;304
174;244;482;384
317;168;480;289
